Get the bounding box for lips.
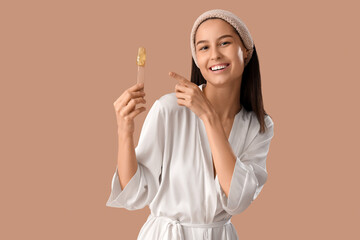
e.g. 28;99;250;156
209;63;230;71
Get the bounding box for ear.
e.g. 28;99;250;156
244;49;249;60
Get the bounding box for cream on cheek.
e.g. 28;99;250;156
238;46;247;61
226;48;242;70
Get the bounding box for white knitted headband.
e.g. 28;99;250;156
190;9;254;68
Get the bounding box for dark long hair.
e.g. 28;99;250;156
190;21;272;134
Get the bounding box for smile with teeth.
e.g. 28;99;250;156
210;64;230;71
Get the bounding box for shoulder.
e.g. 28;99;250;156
156;92;188;116
154;84;204;116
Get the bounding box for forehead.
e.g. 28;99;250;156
195;18;235;39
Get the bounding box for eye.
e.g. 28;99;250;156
221;41;230;46
199;46;208;51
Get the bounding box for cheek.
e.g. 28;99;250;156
198;59;209;78
228;51;244;69
236;48;245;62
196;53;204;64
196;55;208;71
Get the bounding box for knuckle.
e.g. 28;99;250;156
124;115;131;121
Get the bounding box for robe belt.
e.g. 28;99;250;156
149;213;232;240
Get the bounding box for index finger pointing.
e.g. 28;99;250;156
169;72;189;83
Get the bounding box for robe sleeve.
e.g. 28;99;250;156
106;100;165;210
216;115;274;216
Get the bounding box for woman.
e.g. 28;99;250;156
107;9;274;240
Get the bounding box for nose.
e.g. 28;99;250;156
210;46;221;61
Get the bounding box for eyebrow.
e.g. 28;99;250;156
196;34;234;46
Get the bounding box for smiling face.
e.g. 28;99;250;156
195;18;248;86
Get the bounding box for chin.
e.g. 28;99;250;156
205;77;232;87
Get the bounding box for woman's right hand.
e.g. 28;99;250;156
113;82;146;135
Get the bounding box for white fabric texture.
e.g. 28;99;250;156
106;83;274;240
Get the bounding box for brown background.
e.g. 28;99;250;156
1;0;359;239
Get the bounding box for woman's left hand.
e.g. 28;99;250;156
169;71;215;121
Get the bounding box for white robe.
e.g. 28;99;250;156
106;83;274;240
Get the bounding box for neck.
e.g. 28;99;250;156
203;82;242;122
